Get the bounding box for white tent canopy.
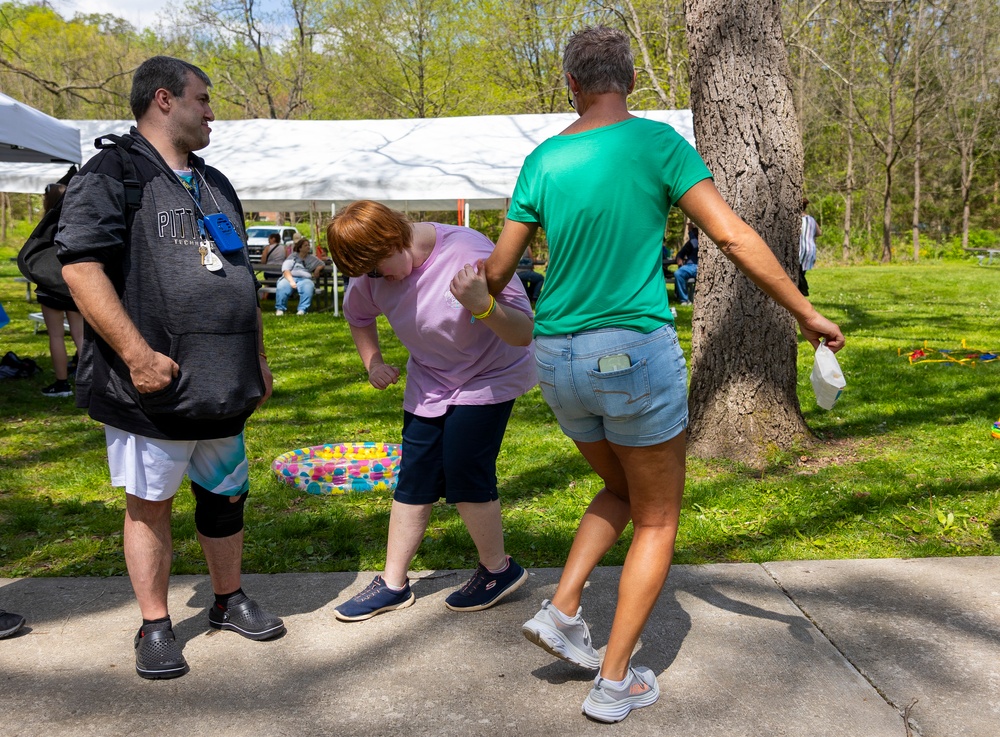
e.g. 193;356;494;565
0;92;80;165
0;110;693;211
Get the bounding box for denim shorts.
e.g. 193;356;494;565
533;325;688;447
394;400;515;505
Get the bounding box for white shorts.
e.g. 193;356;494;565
106;427;250;502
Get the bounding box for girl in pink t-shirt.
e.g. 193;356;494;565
326;200;536;621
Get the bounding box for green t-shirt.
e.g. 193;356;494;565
507;117;712;336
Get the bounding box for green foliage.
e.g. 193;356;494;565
961;229;1000;250
0;2;150;118
318;0;481;119
2;260;999;578
2;0;999;253
0;218;40;253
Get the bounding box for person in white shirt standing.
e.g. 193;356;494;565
799;197;821;296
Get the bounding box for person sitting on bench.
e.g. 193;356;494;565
275;238;324;316
674;224;698;306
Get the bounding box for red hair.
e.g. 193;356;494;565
326;201;411;277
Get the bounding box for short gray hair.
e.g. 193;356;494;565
563;27;634;95
130;56;211;120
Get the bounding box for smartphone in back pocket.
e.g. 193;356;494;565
598;353;631;372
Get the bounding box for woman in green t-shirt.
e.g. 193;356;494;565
485;26;845;724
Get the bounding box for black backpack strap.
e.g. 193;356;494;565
95;134;142;211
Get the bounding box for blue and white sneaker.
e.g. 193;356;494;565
335;576;415;622
444;557;528;612
582;666;660;723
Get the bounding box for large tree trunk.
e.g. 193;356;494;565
685;0;810;466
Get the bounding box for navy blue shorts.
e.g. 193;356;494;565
393;400;516;506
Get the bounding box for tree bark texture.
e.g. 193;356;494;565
685;0;810;466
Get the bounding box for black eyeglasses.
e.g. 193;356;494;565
567;92;575;110
367;268;383;279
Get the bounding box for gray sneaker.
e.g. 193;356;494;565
0;609;26;639
582;666;660;723
521;599;600;669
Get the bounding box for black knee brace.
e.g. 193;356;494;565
192;481;248;538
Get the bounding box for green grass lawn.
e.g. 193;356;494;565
1;259;998;578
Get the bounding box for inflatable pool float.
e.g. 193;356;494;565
272;442;402;495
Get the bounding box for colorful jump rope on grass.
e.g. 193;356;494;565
900;340;1000;366
899;341;1000;440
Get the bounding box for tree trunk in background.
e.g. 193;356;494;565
843;38;856;262
622;0;671;106
911;0;924;262
961;147;972;249
912;117;922;260
685;0;810;466
881;137;894;262
843;99;855;261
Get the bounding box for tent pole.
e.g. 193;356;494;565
330;203;339;317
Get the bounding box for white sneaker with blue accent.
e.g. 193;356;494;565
521;599;600;669
582;666;660;723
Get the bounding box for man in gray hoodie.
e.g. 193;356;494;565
59;56;283;680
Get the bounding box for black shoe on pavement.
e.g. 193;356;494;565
134;621;189;679
0;609;26;639
209;598;285;640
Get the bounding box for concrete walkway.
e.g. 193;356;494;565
1;556;997;736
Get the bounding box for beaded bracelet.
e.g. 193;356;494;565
471;295;497;321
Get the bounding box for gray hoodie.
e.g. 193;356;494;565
57;129;264;441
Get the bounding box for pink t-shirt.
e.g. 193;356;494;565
344;223;537;417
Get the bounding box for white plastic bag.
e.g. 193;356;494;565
810;343;846;410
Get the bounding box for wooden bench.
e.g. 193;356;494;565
963;247;1000;266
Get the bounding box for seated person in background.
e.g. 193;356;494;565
260;232;286;276
275;237;324;316
516;245;544;303
674;224;699;306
